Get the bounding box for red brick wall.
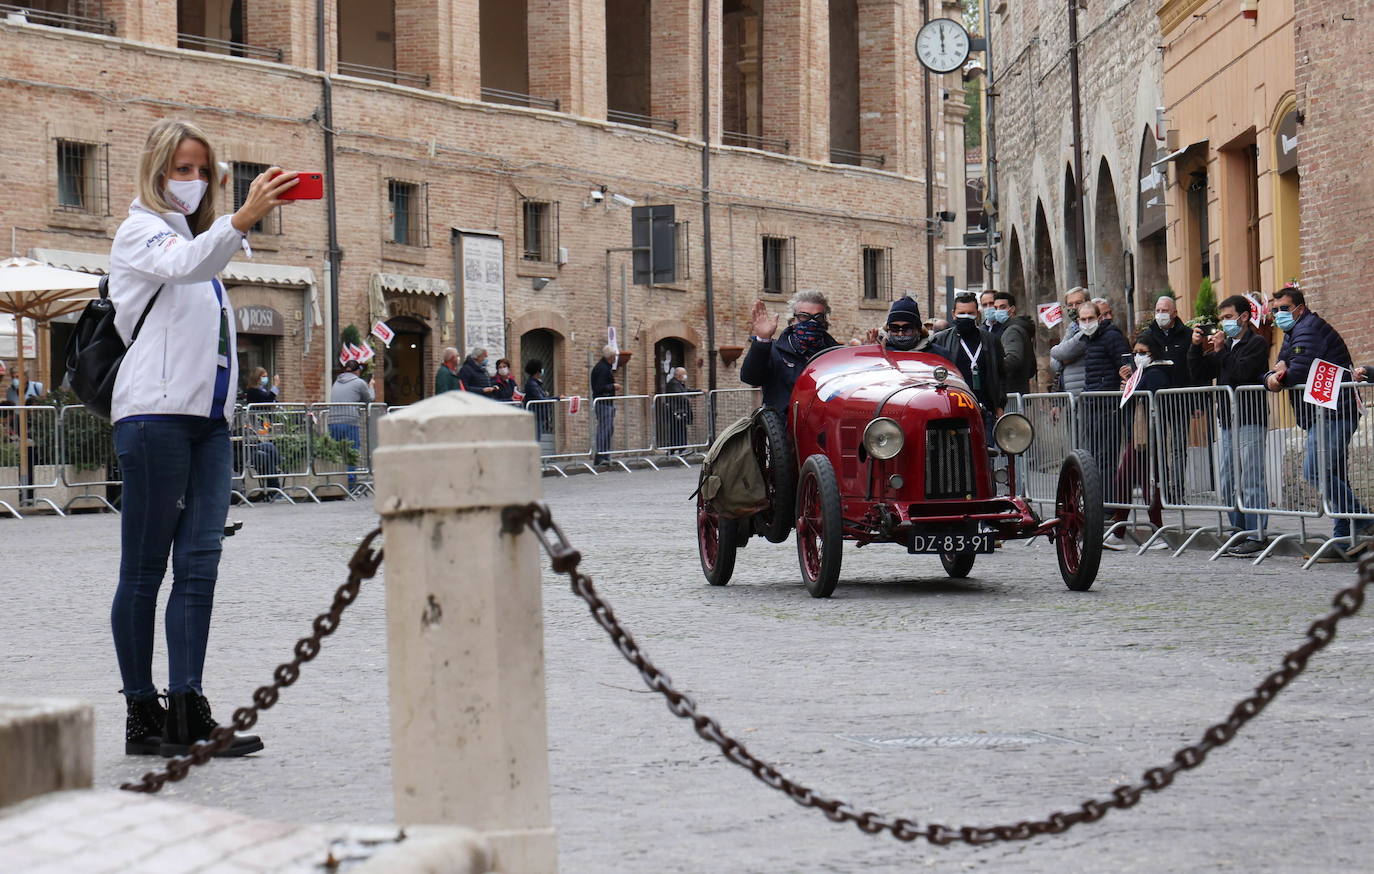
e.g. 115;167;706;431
1294;0;1374;366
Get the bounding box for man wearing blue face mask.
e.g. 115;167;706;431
989;291;1036;395
1189;295;1270;555
1264;284;1371;545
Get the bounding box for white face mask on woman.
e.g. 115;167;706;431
165;178;208;215
1134;353;1152;371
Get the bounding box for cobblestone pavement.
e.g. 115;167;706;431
2;468;1372;873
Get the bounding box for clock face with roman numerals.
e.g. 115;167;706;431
915;18;971;74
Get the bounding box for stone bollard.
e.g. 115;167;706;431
373;392;557;873
0;699;93;809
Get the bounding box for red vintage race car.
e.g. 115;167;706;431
696;344;1104;597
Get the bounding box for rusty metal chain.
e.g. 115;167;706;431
511;500;1371;846
120;528;384;794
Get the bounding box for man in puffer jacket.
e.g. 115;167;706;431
1050;286;1090;395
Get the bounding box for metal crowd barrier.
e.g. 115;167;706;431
310;403;371;500
245;403;317;503
58;404;120;513
591;394;657;472
651;390;709;466
1147;386;1231;555
708;388;762;439
1303;382;1374;567
0;404;63;517
527;397;594;477
1016;392;1076;513
1237;385;1325;564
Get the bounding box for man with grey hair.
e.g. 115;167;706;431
1050;286;1091;395
459;346;496;395
661;365;693;453
435;346;463;394
590;344;621;465
1091;296;1115;329
741;291;839;414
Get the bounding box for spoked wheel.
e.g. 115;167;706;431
752;408;796;544
939;551;976;578
1055;449;1103;591
795;454;843;598
697;491;740;586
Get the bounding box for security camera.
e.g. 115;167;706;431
589;188;605;203
611;193;636;208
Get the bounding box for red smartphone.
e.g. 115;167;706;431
276;171;324;200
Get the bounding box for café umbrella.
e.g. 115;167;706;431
0;256;101;510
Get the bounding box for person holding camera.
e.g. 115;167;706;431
110;119;299;758
1188;295;1270;555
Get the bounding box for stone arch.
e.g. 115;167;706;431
1005;225;1028;310
508;307;571;395
1136;124;1170;320
1062;163;1082;289
1093;156;1129;327
641;318;703;395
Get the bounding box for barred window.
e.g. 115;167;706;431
761;235;794;295
522;199;559;262
387;179;429;247
231;162;281;234
674;220;691;281
862;246;892;301
55;139;108;215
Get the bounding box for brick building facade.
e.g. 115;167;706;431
985;0;1166;388
1294;0;1374;366
1;0;959;407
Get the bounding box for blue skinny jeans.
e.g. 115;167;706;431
111;417;230;699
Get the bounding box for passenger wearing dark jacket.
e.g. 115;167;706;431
988;291;1036;395
1069;300;1130;496
590;345;620;464
522;358;556;438
1264;285;1369;539
458;347;496;395
740;292;839;415
1188;295;1270;552
931;292;1007;445
1146;294;1195;390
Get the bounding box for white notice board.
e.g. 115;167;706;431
459;233;505;360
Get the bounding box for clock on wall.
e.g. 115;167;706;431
915;18;971;74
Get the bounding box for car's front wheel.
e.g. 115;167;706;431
939;551;976;578
795;454;842;598
1055;449;1103;591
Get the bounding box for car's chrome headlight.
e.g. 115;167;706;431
863;417;905;460
932;366;949;384
993;412;1035;455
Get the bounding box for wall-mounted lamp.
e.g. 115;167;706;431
532;277;551;291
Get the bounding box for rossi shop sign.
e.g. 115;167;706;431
236;305;284;336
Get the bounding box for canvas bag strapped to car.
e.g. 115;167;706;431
63;274;161;421
694;412;769;519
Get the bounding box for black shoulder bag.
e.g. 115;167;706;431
63;275;162;421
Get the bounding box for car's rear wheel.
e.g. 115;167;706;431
1055;449;1103;591
796;454;842;598
939;551;976;578
752;408;795;544
697;491;740;586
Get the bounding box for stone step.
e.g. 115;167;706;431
0;698;93;809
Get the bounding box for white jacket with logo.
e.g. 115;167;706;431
109;200;244;423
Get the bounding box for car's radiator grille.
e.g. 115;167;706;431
925;420;975;499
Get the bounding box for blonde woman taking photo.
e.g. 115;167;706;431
111;119;298;758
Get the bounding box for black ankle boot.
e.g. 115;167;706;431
159;691;264;758
125;694;167;756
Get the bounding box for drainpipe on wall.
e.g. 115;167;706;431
317;0;343;391
1067;0;1089;289
921;0;936;317
701;0;718;391
982;0;1000;293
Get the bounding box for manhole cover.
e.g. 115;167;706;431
838;731;1081;749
